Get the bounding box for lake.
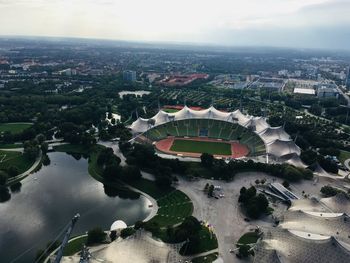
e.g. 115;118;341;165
0;152;151;263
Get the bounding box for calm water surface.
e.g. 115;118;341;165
0;152;151;263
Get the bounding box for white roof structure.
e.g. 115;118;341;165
266;139;301;158
110;220;127;231
280;153;307;168
259;126;290;144
129;118;151;134
248;117;270;133
129;106;301;159
254;190;350;263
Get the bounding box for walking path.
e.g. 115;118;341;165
6;151;42;185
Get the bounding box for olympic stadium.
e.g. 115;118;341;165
129;106;303;166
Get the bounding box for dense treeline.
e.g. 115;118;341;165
122;144;313;184
238;186;269;219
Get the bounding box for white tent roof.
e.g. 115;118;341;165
266;139;301;158
129;117;150;133
259;126;290;144
249;117;270;133
231;109;252;126
282;153;307;168
151;110;169;126
129;106;301;161
110;220;127;231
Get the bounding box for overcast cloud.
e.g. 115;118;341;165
0;0;349;50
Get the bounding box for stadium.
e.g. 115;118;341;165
129;106;303;166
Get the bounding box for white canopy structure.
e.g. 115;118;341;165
266;139;301;158
259;126;290;144
281;153;307;168
129;106;301;160
110;220;127;231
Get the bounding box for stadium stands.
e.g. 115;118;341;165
130;106;301;161
143;119;265;156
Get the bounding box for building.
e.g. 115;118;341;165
293;87;315;95
316;83;339;99
123;70;137;82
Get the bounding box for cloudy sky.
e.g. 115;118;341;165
0;0;349;50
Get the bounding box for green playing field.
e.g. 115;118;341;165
0;123;32;134
170;139;231;155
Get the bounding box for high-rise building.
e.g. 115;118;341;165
123;70;136;82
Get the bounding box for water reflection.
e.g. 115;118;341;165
0;152;151;263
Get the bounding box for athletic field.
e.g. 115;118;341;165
0;123;32;134
170;139;231;155
156;137;249;158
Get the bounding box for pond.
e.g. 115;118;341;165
118;90;151;99
0;152;152;263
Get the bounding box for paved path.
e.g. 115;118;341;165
97;140;127;166
344;158;350;171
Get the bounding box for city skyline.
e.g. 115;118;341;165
0;0;349;50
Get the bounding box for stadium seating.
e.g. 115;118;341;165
142;118;266;156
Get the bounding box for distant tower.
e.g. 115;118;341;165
123;70;136;82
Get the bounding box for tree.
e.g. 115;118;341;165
208;184;214;197
41;142;49;154
282;180;290;188
201;153;214;168
120;227;136;239
87;227;106;245
320;185;341;197
7;166;19;178
0;185;11;202
122;165;142;182
239;245;251;258
0;171;8;185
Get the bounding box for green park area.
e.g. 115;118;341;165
149;190;193;227
237;232;260;247
192;252;219;263
63;235;88;256
0;123;32;134
339;150;350;165
170;139;231;155
0;150;34;175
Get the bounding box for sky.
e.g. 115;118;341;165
0;0;349;50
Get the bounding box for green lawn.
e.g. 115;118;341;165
339;150;350;165
0;143;24;149
0;123;32;134
192;253;219;263
128;178;172;200
170;139;231;155
63;235;88;256
162;108;179;113
237;232;259;246
149;190;193;227
0;150;34;174
180;225;218;255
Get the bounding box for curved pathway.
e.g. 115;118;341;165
344;158;350;171
6;151;42;185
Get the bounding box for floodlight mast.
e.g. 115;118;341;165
54;213;80;263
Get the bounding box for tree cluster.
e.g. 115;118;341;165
238;186;269;219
